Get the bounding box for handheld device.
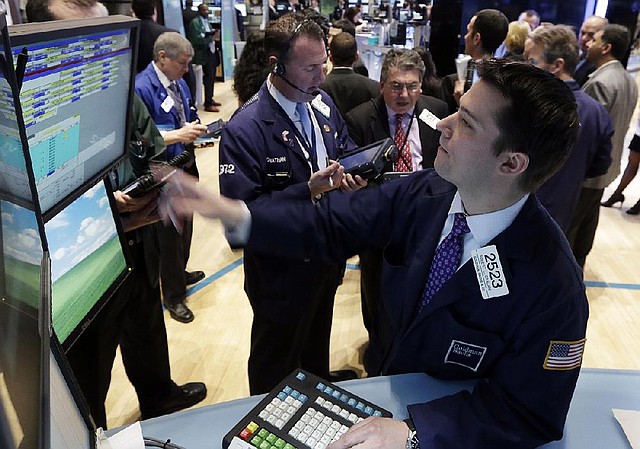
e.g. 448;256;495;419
338;138;397;181
121;151;192;198
205;118;226;138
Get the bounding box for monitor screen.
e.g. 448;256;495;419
45;180;128;349
235;3;248;17
5;17;138;220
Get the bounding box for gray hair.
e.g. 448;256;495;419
153;32;194;61
380;48;426;82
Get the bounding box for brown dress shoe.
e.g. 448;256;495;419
211;99;223;106
204;105;220;113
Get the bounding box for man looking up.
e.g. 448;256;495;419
523;25;613;234
217;13;364;395
163;59;587;448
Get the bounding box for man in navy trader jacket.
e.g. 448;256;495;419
164;59;588;448
217;14;361;395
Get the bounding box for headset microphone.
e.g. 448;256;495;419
278;73;320;97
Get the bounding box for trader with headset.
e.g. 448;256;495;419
344;49;447;374
217;13;364;394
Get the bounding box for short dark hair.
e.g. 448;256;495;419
331;18;356;36
477;59;579;192
330;32;357;67
529;25;579;76
264;13;326;64
131;0;155;19
344;6;359;24
473;9;509;55
601;24;631;61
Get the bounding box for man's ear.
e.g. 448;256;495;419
602;41;613;57
552;57;565;77
499;152;529;176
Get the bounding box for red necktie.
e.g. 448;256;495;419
394;113;412;172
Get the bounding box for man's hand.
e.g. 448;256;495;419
308;161;344;198
160;170;247;227
341;173;367;192
453;79;465;106
113;189;161;232
163;120;207;145
327;417;409;449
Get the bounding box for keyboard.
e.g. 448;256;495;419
223;369;392;449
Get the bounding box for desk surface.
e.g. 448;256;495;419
138;368;638;448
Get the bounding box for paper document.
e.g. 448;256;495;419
613;409;640;448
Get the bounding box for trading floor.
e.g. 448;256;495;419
104;78;640;430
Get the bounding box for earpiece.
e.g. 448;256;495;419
271;61;285;76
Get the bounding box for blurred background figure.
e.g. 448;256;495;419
601;118;640;214
519;9;541;30
413;46;446;102
503;21;530;60
232;30;269;107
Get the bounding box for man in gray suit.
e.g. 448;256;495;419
567;23;638;268
345;49;447;372
320;32;379;118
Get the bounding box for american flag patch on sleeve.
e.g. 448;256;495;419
543;339;586;371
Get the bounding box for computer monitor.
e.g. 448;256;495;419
45;180;129;350
5;16;138;221
235;2;248;17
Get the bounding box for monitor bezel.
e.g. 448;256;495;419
7;15;140;225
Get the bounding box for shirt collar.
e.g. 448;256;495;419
152;61;172;89
267;75;301;121
385;104;415;124
448;192;529;247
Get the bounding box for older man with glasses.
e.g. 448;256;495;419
345;48;448;374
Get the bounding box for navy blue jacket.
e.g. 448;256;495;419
219;82;356;322
536;79;613;232
247;169;589;448
135;63;198;159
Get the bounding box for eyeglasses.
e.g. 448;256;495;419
388;82;420;93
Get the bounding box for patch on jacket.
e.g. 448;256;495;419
543;339;585;371
444;340;487;372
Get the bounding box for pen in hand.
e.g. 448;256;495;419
327;157;334;187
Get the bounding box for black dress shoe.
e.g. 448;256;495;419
164;302;194;323
326;369;358;382
140;382;207;420
185;270;205;285
627;200;640;215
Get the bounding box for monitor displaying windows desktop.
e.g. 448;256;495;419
45;180;128;349
5;16;138;221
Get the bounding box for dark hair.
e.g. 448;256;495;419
233;30;269;105
264;13;326;64
529;25;579;76
473;9;509;55
26;0;56;21
331;18;356;36
344;6;360;24
301;8;330;37
477;59;579;192
601;24;631;61
131;0;156;19
412;46;443;97
329;32;357;67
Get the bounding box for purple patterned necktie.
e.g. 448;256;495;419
419;213;470;312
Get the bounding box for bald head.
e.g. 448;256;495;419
579;15;608;53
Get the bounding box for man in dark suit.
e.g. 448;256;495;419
132;0;176;74
441;9;508;114
345;48;447;369
574;15;608;86
320;32;379;118
164;59;587;449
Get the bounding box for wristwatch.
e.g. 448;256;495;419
405;419;420;449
